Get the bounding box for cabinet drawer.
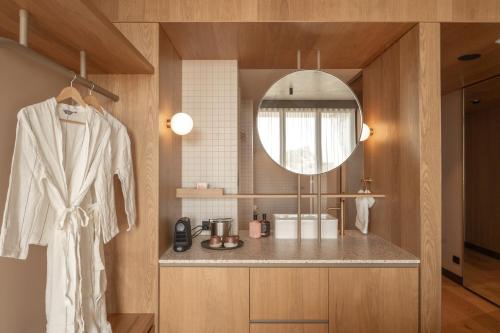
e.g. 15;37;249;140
250;268;328;320
250;323;328;333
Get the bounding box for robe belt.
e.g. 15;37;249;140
56;204;97;333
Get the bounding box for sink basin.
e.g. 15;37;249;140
274;214;338;239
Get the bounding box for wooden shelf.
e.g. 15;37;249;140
0;0;154;74
108;313;154;333
176;188;386;199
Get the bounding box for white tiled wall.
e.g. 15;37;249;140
181;60;239;231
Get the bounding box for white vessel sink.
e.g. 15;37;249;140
274;214;338;239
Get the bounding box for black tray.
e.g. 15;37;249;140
201;240;244;250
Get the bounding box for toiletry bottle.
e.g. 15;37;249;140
249;214;261;239
261;213;271;237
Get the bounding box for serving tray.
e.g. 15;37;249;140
200;240;244;251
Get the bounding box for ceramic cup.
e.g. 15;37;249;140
223;235;239;248
209;235;222;248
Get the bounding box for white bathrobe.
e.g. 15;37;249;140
0;98;136;333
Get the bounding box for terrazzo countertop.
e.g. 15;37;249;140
159;230;420;267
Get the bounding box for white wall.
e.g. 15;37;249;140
442;90;463;277
181;60;239;231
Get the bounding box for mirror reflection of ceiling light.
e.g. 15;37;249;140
360;123;373;141
167;112;193;135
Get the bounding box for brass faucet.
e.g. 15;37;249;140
326;199;345;236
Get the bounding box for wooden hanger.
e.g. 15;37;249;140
83;84;104;114
56;74;87;125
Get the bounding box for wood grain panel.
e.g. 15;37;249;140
160;267;249;333
250;268;328;321
91;0;500;22
161;22;414;69
329;268;419;333
158;26;182;256
250;324;328;333
363;23;442;332
442;23;500;94
418;23;442;333
0;0;153;74
89;23;160;318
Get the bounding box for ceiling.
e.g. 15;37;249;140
442;23;500;94
239;69;360;108
161;22;414;69
464;75;500;114
263;70;355;100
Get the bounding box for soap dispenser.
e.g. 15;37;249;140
249;214;261;239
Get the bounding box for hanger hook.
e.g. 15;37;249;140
70;74;77;87
90;83;95;95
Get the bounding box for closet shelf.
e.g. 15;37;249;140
176;188;386;199
0;0;154;74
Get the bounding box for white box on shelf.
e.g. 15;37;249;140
274;214;338;239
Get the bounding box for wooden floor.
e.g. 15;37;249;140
463;248;500;306
442;277;500;332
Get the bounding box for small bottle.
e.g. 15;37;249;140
249;214;261;239
260;213;271;237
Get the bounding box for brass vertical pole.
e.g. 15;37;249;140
317;174;322;241
297;174;301;241
340;199;345;236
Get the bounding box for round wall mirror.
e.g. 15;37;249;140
257;70;363;175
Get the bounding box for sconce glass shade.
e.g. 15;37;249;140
360;123;373;141
170;112;193;135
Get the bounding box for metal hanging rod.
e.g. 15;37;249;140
0;9;119;102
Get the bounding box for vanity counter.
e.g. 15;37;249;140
159;230;419;267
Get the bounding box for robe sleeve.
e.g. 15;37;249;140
114;126;136;231
0;113;45;259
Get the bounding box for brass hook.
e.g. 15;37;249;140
70;73;77;87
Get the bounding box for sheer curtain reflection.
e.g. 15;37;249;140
257;110;281;164
321;109;356;171
286;109;316;174
257;107;357;174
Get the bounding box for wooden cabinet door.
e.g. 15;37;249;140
250;268;329;320
250;323;328;333
160;267;249;333
329;267;418;333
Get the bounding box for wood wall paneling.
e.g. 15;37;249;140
160;22;414;69
160;267;250;333
90;0;500;23
329;268;419;333
89;23;160;319
441;90;464;277
363;23;442;332
250;268;329;321
0;0;153;74
158;26;182;256
418;23;442;333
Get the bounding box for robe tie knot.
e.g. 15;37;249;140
57;206;90;230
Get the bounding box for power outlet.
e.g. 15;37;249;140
202;220;210;231
452;255;460;265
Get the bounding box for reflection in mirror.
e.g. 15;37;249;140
257;70;362;175
463;75;500;306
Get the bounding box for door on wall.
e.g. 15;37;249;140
463;76;500;306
